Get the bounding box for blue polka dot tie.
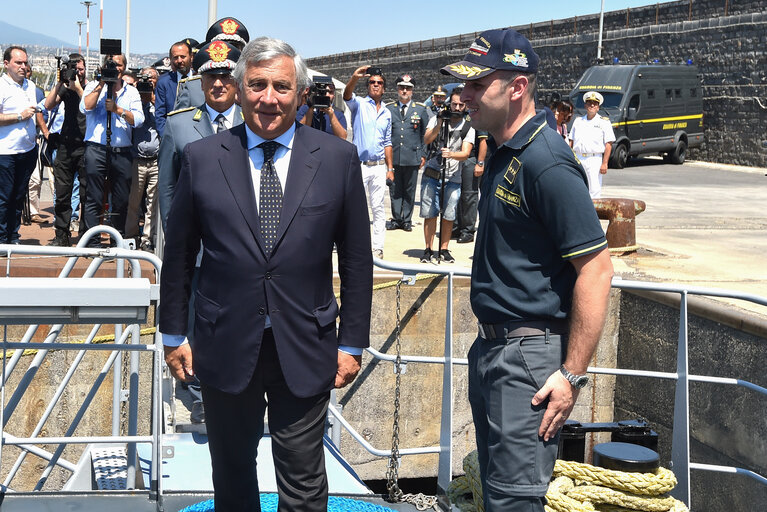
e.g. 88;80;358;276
259;141;282;256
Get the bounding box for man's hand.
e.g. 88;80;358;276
441;147;451;159
18;106;36;121
600;162;608;174
474;164;484;177
335;351;362;388
105;98;117;113
386;169;395;184
531;370;579;441
164;343;195;383
352;65;371;80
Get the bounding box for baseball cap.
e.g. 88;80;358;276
441;28;539;80
397;74;415;88
583;91;604;105
193;41;241;75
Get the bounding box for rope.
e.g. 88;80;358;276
180;495;399;511
554;459;677;496
448;453;689;512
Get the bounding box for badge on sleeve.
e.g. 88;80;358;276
504;157;522;186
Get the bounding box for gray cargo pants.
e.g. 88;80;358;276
467;331;566;512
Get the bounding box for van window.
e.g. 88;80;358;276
675;89;682;98
572;92;624;109
647;89;655;99
690;88;697;97
665;89;673;99
628;94;640;110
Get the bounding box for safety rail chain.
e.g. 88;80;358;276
1;236;765;511
0;228;165;506
328;258;767;510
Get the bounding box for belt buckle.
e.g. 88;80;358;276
478;323;497;340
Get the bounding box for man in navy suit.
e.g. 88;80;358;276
159;36;373;512
154;40;193;137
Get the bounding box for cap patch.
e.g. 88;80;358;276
446;64;491;79
220;19;239;35
207;41;231;63
503;50;529;68
469;42;489;56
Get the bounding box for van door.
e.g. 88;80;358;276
625;93;641;147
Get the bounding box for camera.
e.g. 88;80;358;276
95;38;122;84
366;66;382;77
435;104;462;120
136;73;154;94
308;75;333;110
54;55;78;84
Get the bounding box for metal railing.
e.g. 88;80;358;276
326;258;767;509
0;228;165;503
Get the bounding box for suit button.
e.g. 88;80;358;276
265;272;272;279
258;307;265;315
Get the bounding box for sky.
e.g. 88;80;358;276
6;0;660;58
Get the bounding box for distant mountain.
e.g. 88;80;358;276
0;21;75;49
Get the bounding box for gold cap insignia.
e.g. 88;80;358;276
220;19;239;35
207;41;231;63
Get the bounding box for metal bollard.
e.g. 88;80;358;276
593;198;646;253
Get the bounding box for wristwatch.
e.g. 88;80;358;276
120;109;127;120
560;365;589;389
17;113;23;122
476;161;484;167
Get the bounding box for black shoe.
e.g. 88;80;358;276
386;220;401;231
190;400;206;424
420;248;433;263
451;230;460;240
440;249;455;263
48;232;71;247
402;222;412;232
457;233;474;244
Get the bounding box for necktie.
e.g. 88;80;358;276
401;104;406;118
259;141;282;255
214;113;227;133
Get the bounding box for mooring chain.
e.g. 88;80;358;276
386;278;440;511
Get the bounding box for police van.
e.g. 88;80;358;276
569;64;704;168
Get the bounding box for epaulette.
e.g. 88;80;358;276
601;115;610;120
414;102;426;107
384;100;397;107
167;106;195;117
179;75;201;84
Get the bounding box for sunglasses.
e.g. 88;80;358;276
368;80;384;85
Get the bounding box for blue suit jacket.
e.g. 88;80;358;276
159;123;373;396
154;71;179;137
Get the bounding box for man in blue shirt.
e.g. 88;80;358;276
343;65;392;259
442;29;614;512
79;53;144;247
296;77;347;140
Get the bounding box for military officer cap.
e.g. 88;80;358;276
583;91;604;105
206;17;250;48
193;41;241;75
397;74;415;88
441;28;539;80
183;38;200;54
432;85;447;97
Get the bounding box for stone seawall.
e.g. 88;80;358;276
307;0;767;167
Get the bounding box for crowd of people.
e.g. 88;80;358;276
2;20;616;512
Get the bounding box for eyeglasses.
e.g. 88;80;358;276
368;80;384;85
397;85;413;90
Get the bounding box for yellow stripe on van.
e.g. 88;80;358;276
613;113;703;127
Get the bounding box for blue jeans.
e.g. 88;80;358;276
0;148;37;243
468;332;566;511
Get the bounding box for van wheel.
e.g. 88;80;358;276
611;143;628;169
668;140;687;165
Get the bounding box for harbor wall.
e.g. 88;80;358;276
307;0;767;167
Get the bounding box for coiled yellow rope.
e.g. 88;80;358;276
553;459;678;495
448;452;689;512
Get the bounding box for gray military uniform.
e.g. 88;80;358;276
386;100;429;229
173;75;205;112
157;104;243;232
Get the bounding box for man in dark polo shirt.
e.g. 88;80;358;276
442;29;614;512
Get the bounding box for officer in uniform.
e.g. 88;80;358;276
428;85;447;119
173;17;250;112
158;40;243;234
568;90;615;198
386;74;429;232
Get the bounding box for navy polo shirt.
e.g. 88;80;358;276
470;111;607;323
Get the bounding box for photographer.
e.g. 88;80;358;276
0;46;38;245
418;88;474;264
79;53;144;247
125;67;159;252
296;76;347;139
43;53;87;246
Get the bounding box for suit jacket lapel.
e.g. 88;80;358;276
217;125;265;254
275;123;319;249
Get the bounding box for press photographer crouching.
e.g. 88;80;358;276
79;51;144;247
297;75;347;139
44;53;88;247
